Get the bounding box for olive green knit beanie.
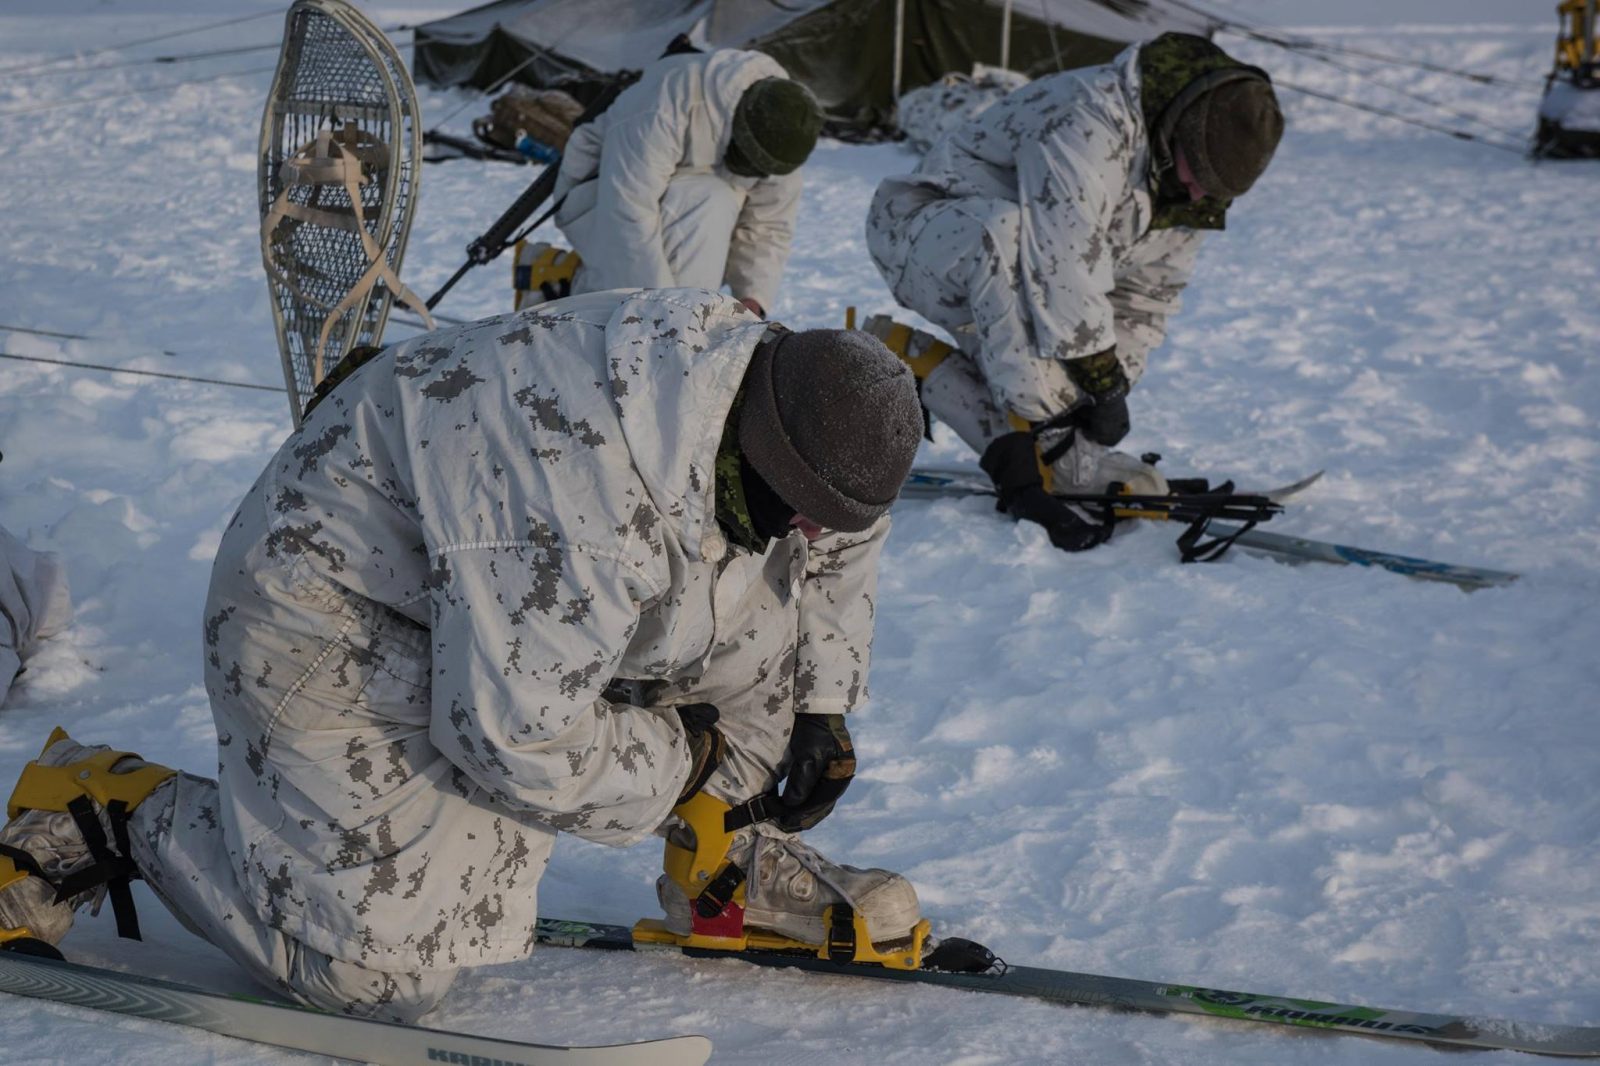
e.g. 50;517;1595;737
1171;70;1284;200
728;77;824;177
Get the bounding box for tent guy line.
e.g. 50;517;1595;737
0;352;285;393
1276;79;1529;152
1156;0;1545;92
8;25;418;83
0;8;283;79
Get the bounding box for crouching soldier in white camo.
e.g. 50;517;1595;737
549;48;824;317
865;33;1283;551
0;288;926;1021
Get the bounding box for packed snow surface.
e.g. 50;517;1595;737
1;4;1596;1064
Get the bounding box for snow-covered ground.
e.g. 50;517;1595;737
2;3;1597;1064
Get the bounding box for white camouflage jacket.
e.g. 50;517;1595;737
553;50;802;310
882;45;1205;385
205;289;885;969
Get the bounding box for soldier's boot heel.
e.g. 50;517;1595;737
0;728;175;954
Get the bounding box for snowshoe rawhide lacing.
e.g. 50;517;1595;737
0;728;174;954
636;792;931;971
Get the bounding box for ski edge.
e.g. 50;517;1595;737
0;948;712;1066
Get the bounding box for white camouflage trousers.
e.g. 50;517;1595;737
129;775;458;1023
866;191;1130;491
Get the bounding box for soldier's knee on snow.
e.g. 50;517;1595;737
284;947;459;1024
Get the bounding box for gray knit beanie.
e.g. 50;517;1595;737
729;78;824;177
1172;71;1283;199
738;328;922;533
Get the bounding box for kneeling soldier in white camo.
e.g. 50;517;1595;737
549;48;824;318
0;288;925;1021
865;33;1283;551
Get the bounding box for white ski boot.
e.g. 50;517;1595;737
0;728;174;957
638;793;929;970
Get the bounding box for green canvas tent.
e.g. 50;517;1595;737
412;0;1213;136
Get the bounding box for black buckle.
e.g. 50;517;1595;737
824;904;857;963
723;793;782;832
693;862;747;919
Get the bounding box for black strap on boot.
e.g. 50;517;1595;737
62;796;144;941
722;793;783;832
693;862;748;920
824;904;858;963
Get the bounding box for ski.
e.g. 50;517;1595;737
0;947;712;1066
534;917;1596;1057
901;466;1325;504
1206;522;1520;591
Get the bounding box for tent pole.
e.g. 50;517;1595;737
1001;0;1013;70
893;0;906;103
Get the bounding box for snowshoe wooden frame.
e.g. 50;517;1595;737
259;0;428;427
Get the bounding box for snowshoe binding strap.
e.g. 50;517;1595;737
262;123;435;385
63;796;144;941
1176;514;1259;563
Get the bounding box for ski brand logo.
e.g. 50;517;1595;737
1173;987;1444;1036
426;1050;533;1066
1239;1005;1440;1034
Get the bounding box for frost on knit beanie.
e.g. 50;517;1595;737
737;328;922;533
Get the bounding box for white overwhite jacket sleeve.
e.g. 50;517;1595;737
427;541;690;847
587;101;689;292
792;517;889;717
1107;227;1205;386
1016;115;1133;366
724;171;802;311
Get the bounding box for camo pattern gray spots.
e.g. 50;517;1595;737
866;43;1204;424
897;68;1032;154
164;290;888;1013
127;773;458;1024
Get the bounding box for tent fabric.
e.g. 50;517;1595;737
412;0;1213;135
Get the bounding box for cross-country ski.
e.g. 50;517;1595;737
1;1;1594;1064
0;948;712;1065
531;917;1600;1058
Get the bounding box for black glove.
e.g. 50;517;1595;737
1064;348;1131;447
1004;485;1114;552
1072;393;1129;447
675;703;727;804
775;713;856;831
980;432;1114;553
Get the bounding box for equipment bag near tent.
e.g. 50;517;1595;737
1535;0;1600;157
412;0;1210;138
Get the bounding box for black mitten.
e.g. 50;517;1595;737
981;433;1114;553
